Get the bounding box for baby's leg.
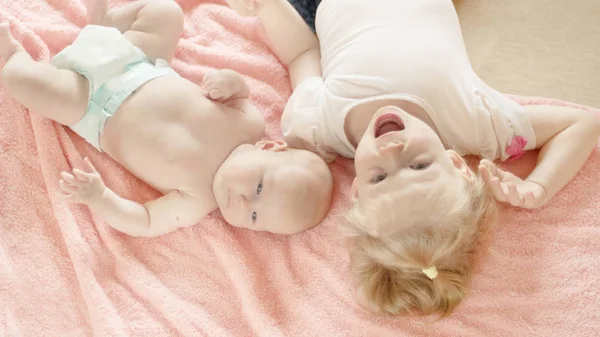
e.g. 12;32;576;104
88;0;183;62
0;24;88;125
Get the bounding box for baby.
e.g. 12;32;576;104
227;0;600;316
0;0;333;237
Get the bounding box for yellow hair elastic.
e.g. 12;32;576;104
422;266;438;280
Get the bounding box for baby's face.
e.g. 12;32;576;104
213;141;333;235
352;106;470;220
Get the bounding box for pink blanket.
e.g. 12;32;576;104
1;0;598;336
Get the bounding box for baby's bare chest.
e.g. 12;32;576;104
99;77;262;191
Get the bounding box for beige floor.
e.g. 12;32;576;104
456;0;600;108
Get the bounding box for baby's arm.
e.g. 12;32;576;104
59;158;206;237
227;0;322;88
523;105;600;205
202;69;264;123
203;69;250;101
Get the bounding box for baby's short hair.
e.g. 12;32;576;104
341;171;497;317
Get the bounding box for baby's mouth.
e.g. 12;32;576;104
374;113;405;138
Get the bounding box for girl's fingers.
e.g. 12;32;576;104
489;177;507;202
478;165;491;182
507;183;522;206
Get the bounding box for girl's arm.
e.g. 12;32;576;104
524;105;600;204
227;0;323;88
480;105;599;208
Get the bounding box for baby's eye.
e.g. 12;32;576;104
256;182;262;195
410;163;431;171
252;211;258;222
370;173;387;184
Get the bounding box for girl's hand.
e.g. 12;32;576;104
59;158;106;206
478;159;547;209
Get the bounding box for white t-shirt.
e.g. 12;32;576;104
281;0;536;163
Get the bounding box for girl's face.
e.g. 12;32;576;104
351;106;471;219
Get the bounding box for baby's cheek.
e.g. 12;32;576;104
223;207;244;228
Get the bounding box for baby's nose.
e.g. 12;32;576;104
379;141;405;156
237;194;247;206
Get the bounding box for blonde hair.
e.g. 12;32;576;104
341;171;497;318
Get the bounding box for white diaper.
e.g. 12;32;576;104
51;25;178;150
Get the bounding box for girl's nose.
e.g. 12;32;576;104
379;141;405;156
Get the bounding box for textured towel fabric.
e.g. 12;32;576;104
0;0;599;336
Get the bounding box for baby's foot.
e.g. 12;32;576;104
225;0;267;16
87;0;108;25
0;23;22;61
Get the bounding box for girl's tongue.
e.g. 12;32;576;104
377;122;403;137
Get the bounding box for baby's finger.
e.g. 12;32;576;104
203;71;216;84
83;157;98;174
59;180;78;194
57;189;71;197
73;168;93;183
59;192;76;202
61;171;81;186
209;89;223;99
199;86;208;96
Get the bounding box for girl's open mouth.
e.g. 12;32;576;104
374;113;405;138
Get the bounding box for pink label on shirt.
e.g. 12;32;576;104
505;136;528;162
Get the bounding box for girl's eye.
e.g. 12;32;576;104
410;163;431;171
252;211;258;222
256;182;262;195
370;173;387;184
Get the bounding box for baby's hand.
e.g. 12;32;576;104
59;158;106;205
202;69;247;101
478;159;547;209
224;0;266;16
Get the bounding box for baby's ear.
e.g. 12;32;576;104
255;140;288;152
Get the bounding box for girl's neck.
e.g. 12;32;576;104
344;98;439;148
